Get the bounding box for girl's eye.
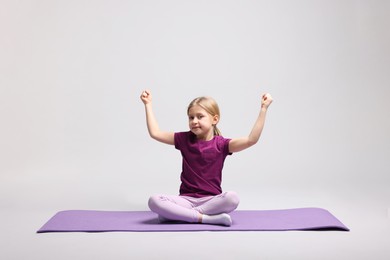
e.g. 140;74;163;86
198;115;204;119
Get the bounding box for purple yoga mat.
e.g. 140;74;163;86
37;208;349;233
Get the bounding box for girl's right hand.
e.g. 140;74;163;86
140;90;152;104
261;93;273;109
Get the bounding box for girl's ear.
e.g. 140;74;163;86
213;115;219;125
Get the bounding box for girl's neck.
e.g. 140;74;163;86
196;131;214;141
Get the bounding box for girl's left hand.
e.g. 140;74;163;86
140;90;152;105
261;93;273;109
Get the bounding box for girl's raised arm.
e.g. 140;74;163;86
140;90;175;145
228;93;273;153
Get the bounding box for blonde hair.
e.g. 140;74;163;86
187;96;222;136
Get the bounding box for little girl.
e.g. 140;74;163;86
140;90;273;226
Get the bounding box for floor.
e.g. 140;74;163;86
2;195;389;259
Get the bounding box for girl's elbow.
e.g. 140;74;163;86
247;138;258;147
149;131;160;140
151;134;161;142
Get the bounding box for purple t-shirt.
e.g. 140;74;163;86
174;131;232;198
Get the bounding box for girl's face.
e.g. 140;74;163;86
188;105;218;141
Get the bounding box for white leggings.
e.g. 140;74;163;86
148;191;240;223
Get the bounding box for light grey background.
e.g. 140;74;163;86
1;0;389;259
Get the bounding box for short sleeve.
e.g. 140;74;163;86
174;132;180;150
174;132;187;150
217;136;232;156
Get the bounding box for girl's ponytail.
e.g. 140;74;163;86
213;125;222;136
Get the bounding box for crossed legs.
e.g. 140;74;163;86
148;191;240;226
